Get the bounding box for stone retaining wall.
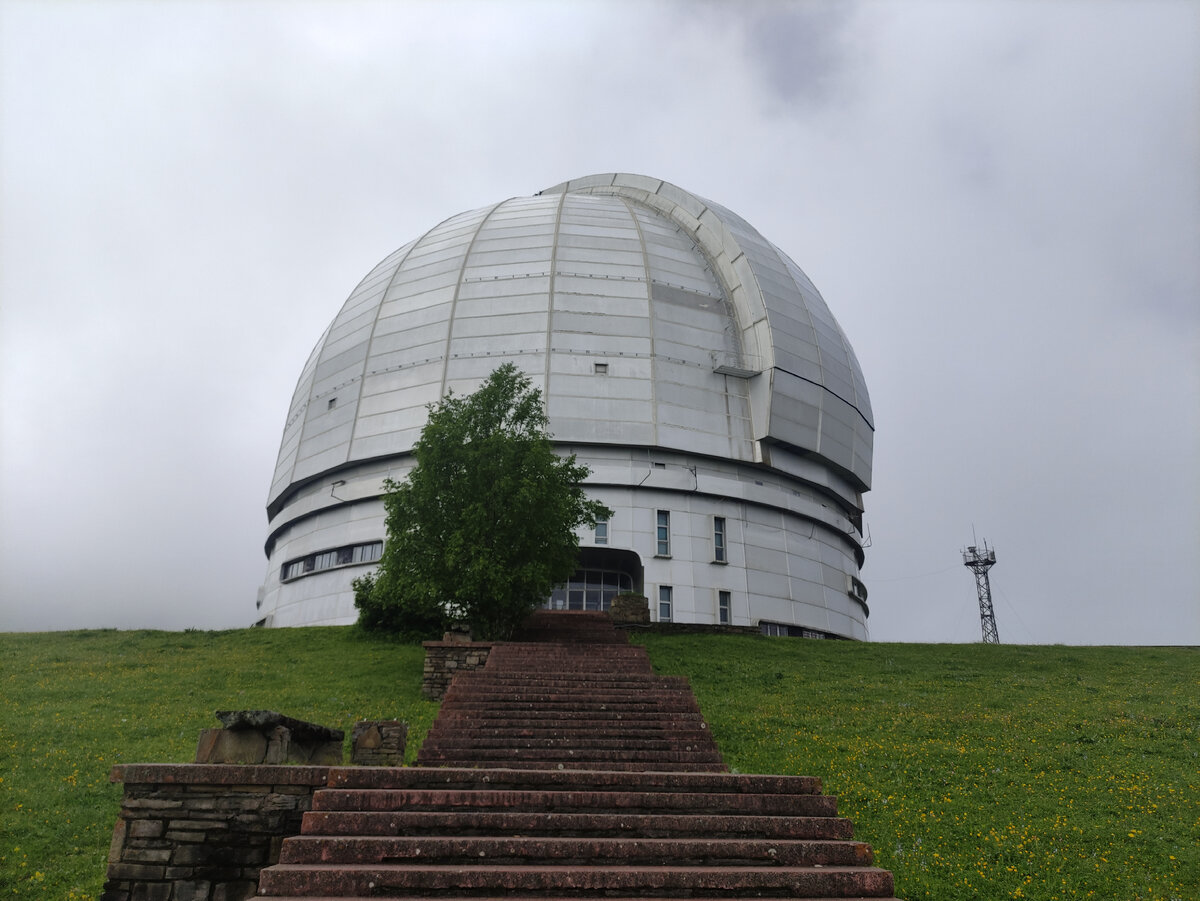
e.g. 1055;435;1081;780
102;764;329;901
421;641;493;699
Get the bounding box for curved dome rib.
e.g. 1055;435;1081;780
543;174;873;489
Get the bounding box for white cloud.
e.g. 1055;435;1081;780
2;0;1196;642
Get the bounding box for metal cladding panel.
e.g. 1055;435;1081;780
766;369;873;490
295;418;356;464
552;293;647;317
547;393;654;423
444;353;548;388
352;406;429;441
350;428;422;461
324;309;378;354
555;274;647;299
554;333;652;356
292;443;352;483
551;372;652;401
456;282;552;306
451;310;548;339
313;340;369;387
358;364;440;402
553;417;656;445
655;377;726;414
356;383;438;419
270;328;327;502
376;288;457;323
554;311;646;338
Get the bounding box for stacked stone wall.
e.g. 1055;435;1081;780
102;764;329;901
351;720;408;766
421;641;493;699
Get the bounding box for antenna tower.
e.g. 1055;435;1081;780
962;540;1000;643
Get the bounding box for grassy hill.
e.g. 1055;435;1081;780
1;627;1195;900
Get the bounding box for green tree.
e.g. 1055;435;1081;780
354;363;612;640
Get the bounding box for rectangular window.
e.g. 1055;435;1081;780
595;519;608;545
656;510;670;556
658;585;672;622
718;590;731;625
594;362;608;375
713;516;727;563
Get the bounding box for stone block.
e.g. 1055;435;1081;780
130;884;171;901
173;881;211;901
128;820;164;839
351;720;408;766
108;818;127;864
195;711;343;766
166;831;208;843
108;863;165;881
123;848;172;864
610;593;650;624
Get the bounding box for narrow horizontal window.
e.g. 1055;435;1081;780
281;541;383;582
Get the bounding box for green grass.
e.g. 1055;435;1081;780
1;628;1196;900
0;627;437;899
638;634;1199;901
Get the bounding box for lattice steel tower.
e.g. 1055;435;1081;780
962;541;1000;644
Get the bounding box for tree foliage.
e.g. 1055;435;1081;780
354;363;612;640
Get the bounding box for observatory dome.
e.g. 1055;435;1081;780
260;174;874;638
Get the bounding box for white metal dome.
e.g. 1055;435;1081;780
260;174;874;637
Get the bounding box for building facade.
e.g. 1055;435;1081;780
259;174;874;638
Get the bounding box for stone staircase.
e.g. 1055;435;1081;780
257;611;899;899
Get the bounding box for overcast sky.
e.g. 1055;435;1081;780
1;0;1196;644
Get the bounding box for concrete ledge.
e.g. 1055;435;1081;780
112;763;332;786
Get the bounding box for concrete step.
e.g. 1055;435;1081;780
430;710;709;725
259;897;902;901
258;863;896;897
445;674;691;688
412;748;720;763
433;698;702;712
427;721;711;736
441;690;701;705
326;767;822;795
420;729;715;743
408;759;731;772
419;736;716;751
311;789;838;818
301;810;855;840
278;835;876;868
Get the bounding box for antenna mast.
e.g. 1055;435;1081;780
962;540;1000;644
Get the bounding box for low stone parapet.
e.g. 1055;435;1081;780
102;764;329;901
421;641;493;699
194;710;344;766
351;719;408;766
609;593;650;624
